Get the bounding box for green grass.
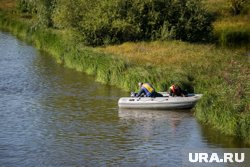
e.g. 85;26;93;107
204;0;250;46
213;16;250;47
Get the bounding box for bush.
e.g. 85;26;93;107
36;0;56;27
168;0;213;42
77;0;142;46
78;0;213;45
52;0;87;29
17;0;214;45
228;0;247;15
17;0;56;27
16;0;37;14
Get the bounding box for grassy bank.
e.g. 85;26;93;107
0;10;176;91
0;1;249;144
96;42;249;143
203;0;250;47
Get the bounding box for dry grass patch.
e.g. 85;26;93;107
214;14;250;30
96;41;215;67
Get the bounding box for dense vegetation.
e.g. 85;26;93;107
16;0;214;45
0;0;249;144
14;0;250;46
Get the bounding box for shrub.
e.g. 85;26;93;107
17;0;214;45
169;0;213;42
77;0;142;46
78;0;213;45
52;0;87;29
228;0;247;15
16;0;37;14
36;0;56;27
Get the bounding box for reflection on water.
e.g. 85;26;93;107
119;109;192;134
200;124;250;148
0;31;248;167
119;109;192;119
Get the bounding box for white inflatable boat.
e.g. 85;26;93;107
118;92;202;110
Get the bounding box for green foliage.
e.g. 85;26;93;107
77;0;142;46
52;0;88;29
16;0;36;13
21;0;213;45
228;0;247;15
170;0;213;42
36;0;56;27
16;0;56;27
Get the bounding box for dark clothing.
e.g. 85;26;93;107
154;92;163;97
132;91;163;97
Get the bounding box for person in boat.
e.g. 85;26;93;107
136;82;156;97
169;84;188;97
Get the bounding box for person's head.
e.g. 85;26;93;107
138;82;143;88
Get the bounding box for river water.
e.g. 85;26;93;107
0;32;248;166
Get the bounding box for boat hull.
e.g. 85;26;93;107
118;94;202;110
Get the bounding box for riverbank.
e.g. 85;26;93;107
0;6;249;145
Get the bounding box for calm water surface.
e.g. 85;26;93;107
0;32;248;166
